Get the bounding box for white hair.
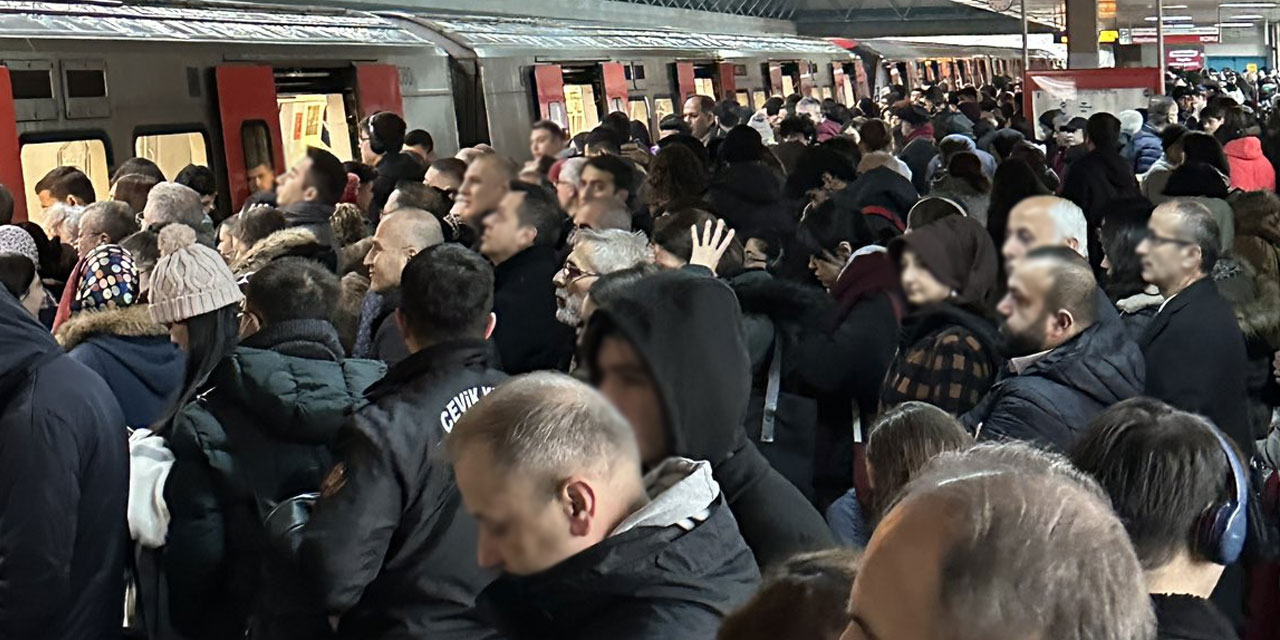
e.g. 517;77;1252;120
576;228;651;274
1047;198;1089;260
45;202;85;240
1118;110;1144;136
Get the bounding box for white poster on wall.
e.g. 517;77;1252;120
1029;75;1154;127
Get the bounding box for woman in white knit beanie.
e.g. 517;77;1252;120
148;223;243;424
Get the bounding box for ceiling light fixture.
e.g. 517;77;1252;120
1230;13;1265;18
1219;2;1275;7
1216;21;1257;26
1144;15;1193;20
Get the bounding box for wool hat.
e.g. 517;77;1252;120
0;225;39;268
73;244;137;313
148;224;243;325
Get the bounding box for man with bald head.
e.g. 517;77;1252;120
840;443;1156;640
962;247;1144;451
355;207;444;365
1003;195;1118;321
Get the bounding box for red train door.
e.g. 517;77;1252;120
601;62;628;114
767;62;784;97
356;63;404;119
216;65;285;212
0;67;26;220
533;64;568;131
716;62;736;99
674;62;696;104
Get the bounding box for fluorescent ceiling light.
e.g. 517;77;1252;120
1230;13;1265;18
1144;15;1192;20
1160;3;1188;7
1216;21;1256;26
1219;2;1275;7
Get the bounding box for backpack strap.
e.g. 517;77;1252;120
760;330;784;444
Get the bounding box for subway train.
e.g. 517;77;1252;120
0;0;1037;225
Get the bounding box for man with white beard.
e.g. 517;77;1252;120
552;229;651;330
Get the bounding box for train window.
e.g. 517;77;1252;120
277;94;354;168
736;91;751;109
693;78;715;99
781;76;795;98
242;120;274;179
634;65;646;81
752;91;767;111
65;69;106;99
20;137;110;228
563;84;601;138
653;97;675;129
135;132;208;183
11;69;53;100
821;86;833;101
627;98;649;127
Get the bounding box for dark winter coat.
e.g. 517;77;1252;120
1060;150;1142;271
491;244;575;374
1131;124;1163;174
353;288;409;367
881;303;1002;416
833;166;916;243
476;459;759;640
707;161;789;236
297;339;506;640
899;136;939;195
1233;198;1280;284
1152;594;1239;640
282;201;338;249
231;226;338;278
370;152;427;226
583;271;834;568
772;140;807;176
162;320;384;640
55;304;183;429
0;288;127;640
1114;288;1164;344
963;316;1145;451
1139;277;1251;449
1213;258;1280;440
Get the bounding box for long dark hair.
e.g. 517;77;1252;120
1181;132;1231;177
1100;197;1155;302
986;158;1051;248
157;304;240;430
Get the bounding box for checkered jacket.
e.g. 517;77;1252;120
881;324;999;416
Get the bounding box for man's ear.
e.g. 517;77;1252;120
562;478;598;538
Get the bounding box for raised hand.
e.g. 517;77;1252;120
688;218;736;275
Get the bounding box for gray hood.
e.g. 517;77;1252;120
611;457;720;535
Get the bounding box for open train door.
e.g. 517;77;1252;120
601;62;628;114
356;63;404;119
674;62;696;104
533;64;569;132
216;65;285;212
0;67;26;220
715;62;736;101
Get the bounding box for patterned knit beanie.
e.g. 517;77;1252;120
0;225;39;268
148;224;243;325
74;244;138;313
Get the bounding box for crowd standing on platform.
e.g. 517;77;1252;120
9;64;1280;640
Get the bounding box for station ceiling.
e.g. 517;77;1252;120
611;0;1062;36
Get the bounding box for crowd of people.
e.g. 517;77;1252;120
4;65;1280;640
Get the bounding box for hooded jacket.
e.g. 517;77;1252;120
963;317;1145;451
0;288;127;640
924;134;997;182
1225;136;1277;192
297;339;506;640
370;152;427;226
583;271;834;567
282;201;338;249
477;458;758;640
162;320;385;639
898;128;938;195
1131;123;1164;175
491;244;576;374
928;174;991;225
55;304;184;429
231;226;338;277
1060;149;1142;269
707;161;789;237
834;165;917;241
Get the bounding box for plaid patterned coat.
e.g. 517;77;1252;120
880;304;1002;416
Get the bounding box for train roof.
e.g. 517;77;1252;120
391;11;853;60
854;37;1057;61
0;0;434;46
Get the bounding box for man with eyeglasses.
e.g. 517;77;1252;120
1136;199;1250;450
552;228;650;329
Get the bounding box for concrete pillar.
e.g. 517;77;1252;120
1066;0;1100;68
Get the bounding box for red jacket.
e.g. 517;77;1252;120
1225;136;1276;192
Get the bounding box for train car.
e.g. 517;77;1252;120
0;1;857;226
841;37;1060;94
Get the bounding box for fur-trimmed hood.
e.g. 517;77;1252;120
231;226;333;276
55;304;167;351
729;270;832;330
1214;258;1280;343
1115;288;1164;314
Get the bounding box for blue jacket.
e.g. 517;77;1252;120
1132;124;1163;175
56;304;184;429
0;287;127;640
963;315;1145;452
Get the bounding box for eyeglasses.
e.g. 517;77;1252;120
560;261;597;283
1143;229;1194;247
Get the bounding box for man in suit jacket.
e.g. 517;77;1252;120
1137;199;1250;449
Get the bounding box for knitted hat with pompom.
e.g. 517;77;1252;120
148;224;243;325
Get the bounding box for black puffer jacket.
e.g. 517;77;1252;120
162;320;384;640
583;271;834;568
476;458;759;640
962;316;1145;452
370;152;427;225
707;161;790;237
297;339;506;640
0;289;127;640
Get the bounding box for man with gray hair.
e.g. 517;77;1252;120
1002;194;1118;321
1137;198;1249;449
552;228;651;328
73;201;137;260
840;442;1157;640
964;246;1144;451
141;182;203;230
448;372;758;639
